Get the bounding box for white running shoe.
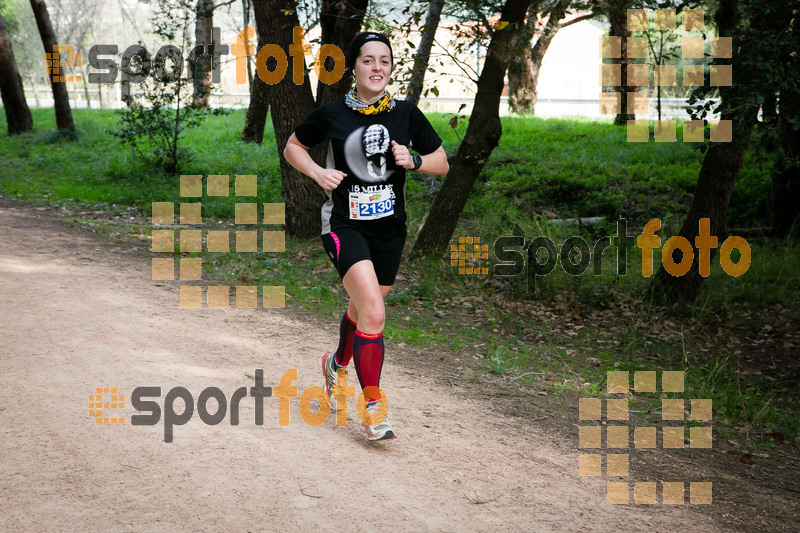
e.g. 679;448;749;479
362;400;396;441
320;351;342;408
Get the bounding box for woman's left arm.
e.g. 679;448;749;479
391;141;449;176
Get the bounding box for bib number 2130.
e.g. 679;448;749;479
349;190;394;220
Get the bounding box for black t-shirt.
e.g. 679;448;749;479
294;99;442;237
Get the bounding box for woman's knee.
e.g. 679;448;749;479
357;298;385;331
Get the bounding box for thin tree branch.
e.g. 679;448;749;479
298;480;323;499
465;491;503;504
432;37;479;83
558;12;598;29
212;0;237;9
489;372;546;383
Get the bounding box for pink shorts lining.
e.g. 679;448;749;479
330;231;341;262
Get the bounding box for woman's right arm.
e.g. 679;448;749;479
283;133;347;191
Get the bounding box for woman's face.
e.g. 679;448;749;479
354;41;392;98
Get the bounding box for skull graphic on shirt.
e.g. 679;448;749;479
362;124;390;181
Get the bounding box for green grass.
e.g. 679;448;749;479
0;108;283;218
2;106;797;448
0;108;770;230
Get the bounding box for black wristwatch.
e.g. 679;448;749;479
411;153;423;171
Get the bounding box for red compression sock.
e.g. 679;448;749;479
352;330;384;400
334;311;357;367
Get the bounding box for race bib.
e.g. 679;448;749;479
349;189;395;220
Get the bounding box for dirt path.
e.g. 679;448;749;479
0;202;723;532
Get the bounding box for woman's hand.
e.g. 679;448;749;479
391;140;414;170
391;142;449;175
313;168;347;190
284;133;346;190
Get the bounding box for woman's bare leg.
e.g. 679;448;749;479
342;260;391;333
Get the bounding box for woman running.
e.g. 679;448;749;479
283;32;449;441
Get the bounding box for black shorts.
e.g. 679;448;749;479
321;228;406;286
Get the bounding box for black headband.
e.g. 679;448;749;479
348;32;393;70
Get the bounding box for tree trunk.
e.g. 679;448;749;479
0;12;34;134
508;2;540;114
645;114;757;304
315;0;368;107
192;0;213;108
81;63;91;109
242;0;253;86
761;92;777;126
508;43;534;113
253;0;326;238
27;75;41;107
646;0;759;304
29;0;74;131
405;0;445;107
508;0;566;114
768;92;800;238
97;78;105;108
242;74;270;143
71;71;78;107
527;0;567;113
604;0;634;125
411;0;532;257
765;6;800;238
